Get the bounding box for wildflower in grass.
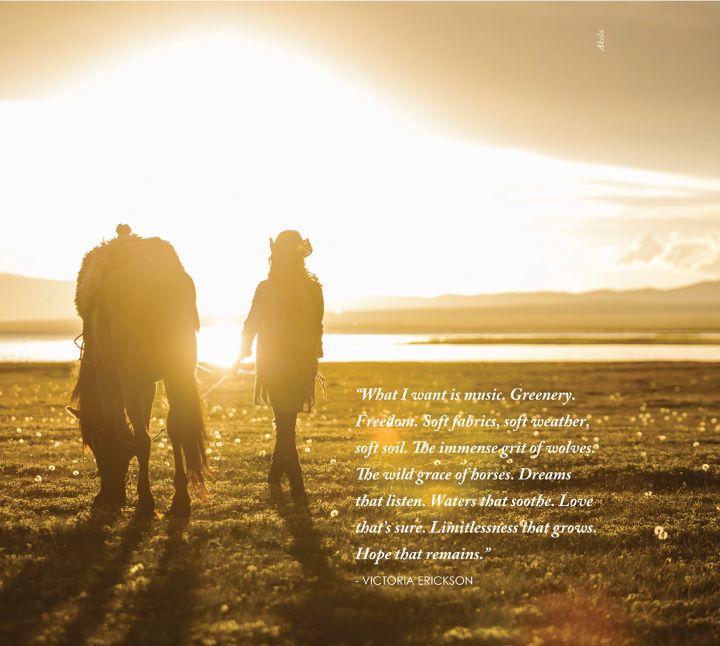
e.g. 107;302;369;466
304;447;311;453
654;525;664;536
247;565;257;573
264;433;271;439
433;459;441;466
507;458;513;464
206;447;212;455
701;463;709;471
644;491;653;497
330;459;337;465
636;431;643;438
18;438;24;444
129;563;144;575
593;443;600;450
330;509;339;518
158;442;165;449
72;470;80;476
220;604;229;614
593;436;599;443
259;450;266;457
640;451;647;458
658;530;668;541
48;465;55;471
35;432;42;437
234;438;241;443
34;475;42;482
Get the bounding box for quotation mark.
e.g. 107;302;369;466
596;29;605;52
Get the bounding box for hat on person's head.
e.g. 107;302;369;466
269;230;313;261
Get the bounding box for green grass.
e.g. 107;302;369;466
0;361;719;645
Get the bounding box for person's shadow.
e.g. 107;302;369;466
0;508;150;646
272;494;414;645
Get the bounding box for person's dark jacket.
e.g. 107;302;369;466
240;273;323;413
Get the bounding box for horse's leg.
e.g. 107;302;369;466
167;431;191;517
95;379;130;509
166;395;191;517
126;380;157;517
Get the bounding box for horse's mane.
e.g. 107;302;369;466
75;227;187;320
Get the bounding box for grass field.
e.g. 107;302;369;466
0;361;719;645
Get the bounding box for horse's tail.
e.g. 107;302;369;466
70;345;102;449
165;367;208;492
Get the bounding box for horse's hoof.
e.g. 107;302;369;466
135;500;158;519
92;493;123;512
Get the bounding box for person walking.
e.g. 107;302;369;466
232;230;324;502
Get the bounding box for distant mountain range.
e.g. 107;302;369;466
0;273;76;322
325;282;720;333
347;281;720;310
0;272;718;333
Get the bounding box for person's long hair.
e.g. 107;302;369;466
268;256;320;285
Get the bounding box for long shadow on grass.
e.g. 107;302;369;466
56;515;153;645
0;509;149;645
272;495;420;645
120;518;202;646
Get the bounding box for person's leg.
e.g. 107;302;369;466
268;407;286;486
270;409;305;497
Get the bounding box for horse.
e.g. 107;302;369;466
69;224;207;517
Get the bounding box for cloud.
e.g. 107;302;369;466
665;242;711;268
700;253;720;276
620;233;720;272
620;234;665;264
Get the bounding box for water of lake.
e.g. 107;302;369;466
1;327;720;363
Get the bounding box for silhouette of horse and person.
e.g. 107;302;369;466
69;224;323;517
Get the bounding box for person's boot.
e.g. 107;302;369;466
285;453;307;504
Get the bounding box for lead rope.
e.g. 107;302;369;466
316;371;327;399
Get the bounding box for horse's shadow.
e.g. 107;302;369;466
272;494;415;646
120;518;200;645
0;508;151;645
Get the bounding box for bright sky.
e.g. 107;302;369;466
1;7;720;315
